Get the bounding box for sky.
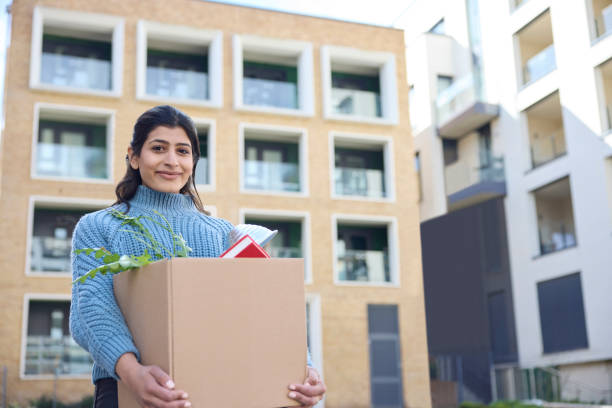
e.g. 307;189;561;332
0;0;416;129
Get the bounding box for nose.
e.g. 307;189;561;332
164;150;180;167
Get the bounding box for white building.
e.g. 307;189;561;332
398;0;612;403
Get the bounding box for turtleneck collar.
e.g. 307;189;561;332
128;185;196;214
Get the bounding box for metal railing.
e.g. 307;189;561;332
522;45;556;85
445;156;505;196
538;222;576;255
530;131;566;168
594;4;612;38
30;236;71;272
25;335;93;376
268;246;302;258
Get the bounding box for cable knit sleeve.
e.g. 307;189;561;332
69;210;140;380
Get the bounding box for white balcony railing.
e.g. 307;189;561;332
36;142;107;179
268;246;302;258
436;72;483;125
25;335;93;376
331;88;381;117
243;77;298;109
522;45;556;85
334;167;385;198
244;160;300;192
595;4;612;38
30;236;71;272
337;249;389;283
195;157;208;185
41;53;111;91
146;66;208;100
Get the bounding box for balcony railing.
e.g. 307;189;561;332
334;167;385;198
268;246;302;258
331;88;381;117
538;222;576;255
244;160;300;192
436;72;483;126
530;131;566;168
337;249;389;283
25;335;93;376
36;142;107;179
41;53;111;91
522;45;556;85
445;156;505;196
243;77;298;109
30;236;71;272
195;157;208;185
146;66;208;100
595;4;612;38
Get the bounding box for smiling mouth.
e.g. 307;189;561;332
156;171;183;179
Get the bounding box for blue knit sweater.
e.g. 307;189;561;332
69;186;234;383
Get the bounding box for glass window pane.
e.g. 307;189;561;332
331;71;381;117
243;61;298;109
243;139;300;192
146;48;208;100
334;147;385;198
337;225;390;283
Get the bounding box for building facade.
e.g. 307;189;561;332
399;0;612;404
0;1;430;407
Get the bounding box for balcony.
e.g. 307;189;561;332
244;160;300;192
243;61;298;109
334;167;385;198
268;246;302;258
337;249;389;283
30;237;71;272
331;88;381;118
534;177;577;256
593;1;612;39
436;72;499;139
522;45;556;85
146;66;208;100
25;335;93;376
41;53;111;91
525;91;566;168
445;156;506;211
36;142;107;179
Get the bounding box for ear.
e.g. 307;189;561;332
127;147;139;170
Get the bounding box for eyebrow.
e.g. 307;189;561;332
148;139;192;148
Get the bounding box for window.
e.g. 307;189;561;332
193;119;215;190
428;19;446;35
137;21;222;107
322;46;398;124
533;177;577;255
592;0;612;39
33;104;113;182
515;10;556;86
23;297;93;376
415;152;423;202
333;215;399;285
442;139;458;165
240;124;308;196
242;209;311;283
233;35;314;115
537;273;588;353
596;57;612;134
524;91;566;167
331;133;394;201
30;6;124;96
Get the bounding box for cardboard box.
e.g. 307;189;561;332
113;257;307;407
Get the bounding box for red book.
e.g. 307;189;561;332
219;234;270;258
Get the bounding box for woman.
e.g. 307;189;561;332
70;105;325;408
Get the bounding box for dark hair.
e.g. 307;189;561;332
114;105;208;214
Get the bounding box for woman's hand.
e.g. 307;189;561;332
288;366;326;407
116;353;190;408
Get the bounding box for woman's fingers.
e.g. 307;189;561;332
149;365;176;389
146;366;190;404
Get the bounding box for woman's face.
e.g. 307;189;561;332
128;125;194;194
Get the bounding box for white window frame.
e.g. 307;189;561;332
239;123;309;197
136;20;222;108
329;131;396;203
193;118;216;192
25;196;111;278
239;208;312;284
332;214;400;287
305;293;325;408
321;45;398;125
20;293;91;380
233;34;314;116
29;6;124;97
31;103;115;184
